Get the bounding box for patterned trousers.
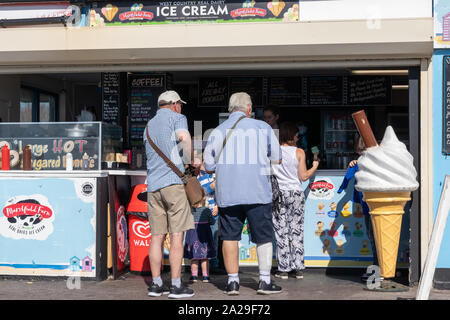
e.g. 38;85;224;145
272;190;306;272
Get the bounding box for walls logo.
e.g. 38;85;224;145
132;220;151;239
0;194;55;240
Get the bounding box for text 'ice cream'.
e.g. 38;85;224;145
355;126;419;192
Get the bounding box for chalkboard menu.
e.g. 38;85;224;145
198;78;228;107
102;73;121;125
346;76;391;106
230;77;263;106
129;74;165;123
443;56;450;154
268;77;302;106
307;76;343;105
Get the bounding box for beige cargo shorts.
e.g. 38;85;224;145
148;184;194;235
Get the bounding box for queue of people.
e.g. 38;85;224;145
143;89;370;299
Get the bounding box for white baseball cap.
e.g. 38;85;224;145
158;90;186;105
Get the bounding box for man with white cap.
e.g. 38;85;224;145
144;90;195;299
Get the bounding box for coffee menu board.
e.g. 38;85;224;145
267;77;302;106
198;78;228;107
102;72;121;124
129;74;166;123
230;77;263;106
346;76;391;106
443;56;450;154
307;76;343;105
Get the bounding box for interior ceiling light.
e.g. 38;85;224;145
391;85;409;90
351;70;409;75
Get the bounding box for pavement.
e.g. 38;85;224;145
1;267;450;301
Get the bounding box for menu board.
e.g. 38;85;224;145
102;73;121;124
129;74;166;123
346;76;391;106
198;78;228;107
230;77;263;106
267;77;302;106
443;56;450;154
307;76;343;105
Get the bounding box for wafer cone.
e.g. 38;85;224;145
363;191;410;278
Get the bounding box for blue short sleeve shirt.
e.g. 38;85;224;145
204;111;282;207
144;108;190;192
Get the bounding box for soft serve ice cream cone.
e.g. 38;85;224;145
352;110;419;279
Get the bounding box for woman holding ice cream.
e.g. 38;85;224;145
272;121;319;280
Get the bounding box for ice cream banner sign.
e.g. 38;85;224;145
89;0;299;26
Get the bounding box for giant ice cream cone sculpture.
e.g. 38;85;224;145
352;110;419;279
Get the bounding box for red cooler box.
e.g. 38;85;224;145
127;184;151;273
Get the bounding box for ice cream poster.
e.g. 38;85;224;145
238;220;277;266
0;178;97;277
90;0;299;26
302;174;410;268
434;0;450;48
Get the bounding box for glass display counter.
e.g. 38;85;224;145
0;122;122;170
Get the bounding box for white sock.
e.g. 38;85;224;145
257;242;273;284
152;276;163;287
171;277;181;288
228;273;239;284
259;270;271;284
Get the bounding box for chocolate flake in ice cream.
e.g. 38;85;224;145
354;126;419;192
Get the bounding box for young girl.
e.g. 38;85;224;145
184;193;216;283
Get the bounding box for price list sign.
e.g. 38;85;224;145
443;57;450;154
267;77;302;106
129;74;165;123
102;73;121;124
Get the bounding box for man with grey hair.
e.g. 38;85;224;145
204;92;283;295
144;90;195;299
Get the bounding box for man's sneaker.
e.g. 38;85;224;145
168;285;195;299
202;276;210;283
224;281;240;295
189;276;198;283
257;281;282;295
295;270;304;279
148;283;170;297
275;271;289;280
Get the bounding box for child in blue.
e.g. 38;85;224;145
337;136;379;282
184;193;216;283
197;160;219;269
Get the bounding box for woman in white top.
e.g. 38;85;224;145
272;121;319;280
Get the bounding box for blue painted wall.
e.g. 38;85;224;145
432;52;450;268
